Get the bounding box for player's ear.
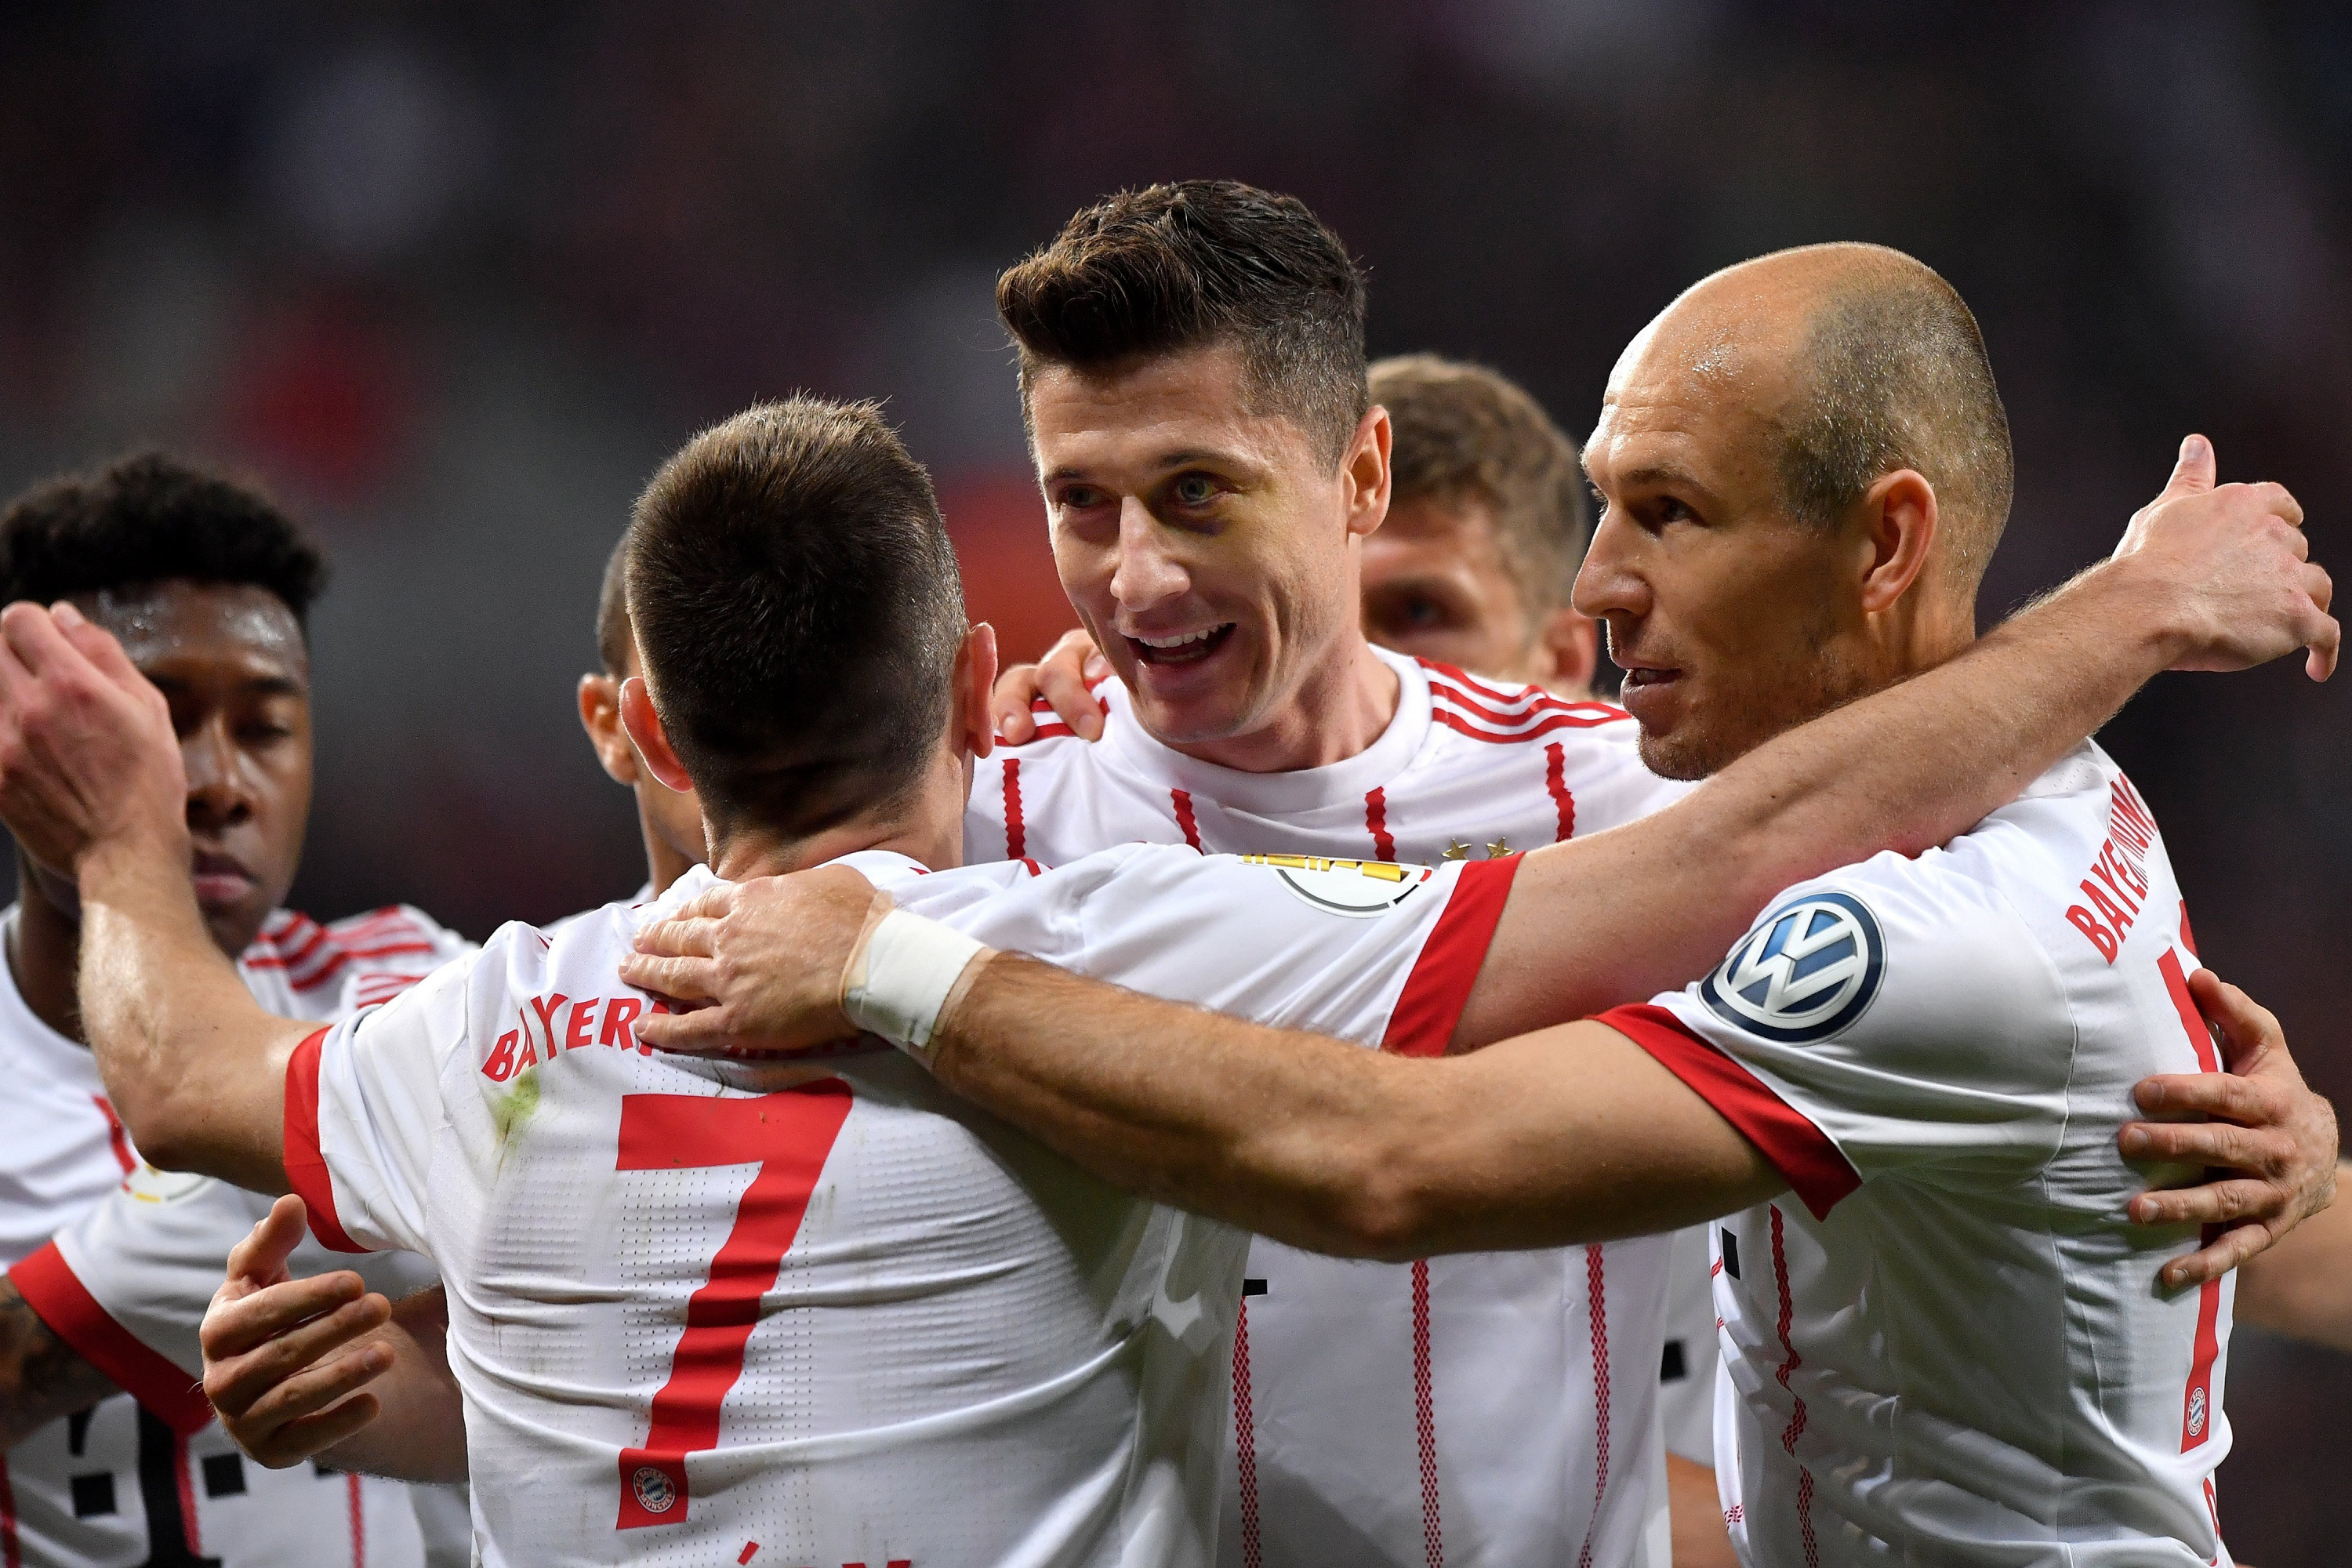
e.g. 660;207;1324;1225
1527;607;1601;700
1857;468;1939;615
578;673;641;786
618;677;697;795
954;622;1000;760
1345;405;1393;539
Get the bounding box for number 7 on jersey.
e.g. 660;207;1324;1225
613;1083;855;1530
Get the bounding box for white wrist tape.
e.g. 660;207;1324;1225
840;908;989;1066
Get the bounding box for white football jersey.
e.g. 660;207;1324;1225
1601;744;2239;1566
970;646;1693;1568
1655;1225;1722;1467
0;902;469;1568
284;844;1516;1568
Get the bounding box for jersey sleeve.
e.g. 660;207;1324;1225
285;953;477;1257
325;904;477;1014
927;844;1519;1054
1596;849;2074;1218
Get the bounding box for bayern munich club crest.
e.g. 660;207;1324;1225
2187;1387;2209;1439
1702;891;1886;1044
632;1465;677;1515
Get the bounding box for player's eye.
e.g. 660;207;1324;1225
1171;474;1218;506
1057;485;1107;510
1401;596;1450;629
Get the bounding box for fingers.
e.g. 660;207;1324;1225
1035;628;1107;740
2186;970;2288;1076
615;952;718;1004
2161;434;2216;498
243;1388;385;1469
628;1004;738;1055
2129;1069;2280;1124
224;1195;312;1291
2129;1174;2281;1231
46;601;143;693
204;1272;376;1363
2156;1220;2277;1292
633;915;718;960
665;882;739;924
989;662;1045;744
205;1290;390;1418
2121;1117;2288;1178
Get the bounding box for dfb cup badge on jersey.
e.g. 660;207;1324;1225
632;1465;677;1515
1241;853;1435;918
1702;890;1886;1044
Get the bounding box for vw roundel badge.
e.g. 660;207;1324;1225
1701;891;1886;1044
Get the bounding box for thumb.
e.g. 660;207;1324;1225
226;1194;310;1287
2161;434;2216;499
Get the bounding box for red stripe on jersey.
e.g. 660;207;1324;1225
1769;1206;1821;1568
286;942;441;994
245;921;332;972
1544;742;1575;841
1426;673;1627;732
1411;1259;1443;1568
1025;697;1076;742
1171;789;1203;851
1232;1301;1263;1568
176;1432;204;1554
2159;949;2221;1073
1002;758;1026;859
346;1470;366;1566
285;1029;368;1253
2161;945;2227;1452
1573;1243;1610;1568
1431;706;1626;745
2177;901;2199;959
6;1244;216;1436
1601;1006;1860;1218
93;1096;135;1174
1;1454;17;1568
1365;787;1396;862
1383;857;1520;1058
1018;857;1044;877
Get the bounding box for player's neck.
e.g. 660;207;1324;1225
1168;632;1401;774
9;851;87;1043
709;760;971;880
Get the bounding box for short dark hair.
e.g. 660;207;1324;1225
1373;354;1589;616
594;535;631;677
1774;248;2014;586
0;452;327;626
627;397;966;841
997;180;1370;467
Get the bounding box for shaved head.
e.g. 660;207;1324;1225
1580;243;2015;780
1646;242;2013;593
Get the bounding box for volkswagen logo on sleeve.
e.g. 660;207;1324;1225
1701;890;1886;1044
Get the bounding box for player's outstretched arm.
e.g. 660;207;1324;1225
2231;1162;2352;1353
201;1197;466;1481
0;601;307;1189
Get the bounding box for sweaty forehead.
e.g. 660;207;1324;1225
82;582;309;683
1591;299;1806;474
1028;345;1309;475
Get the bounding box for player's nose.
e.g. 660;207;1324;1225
182;717;255;828
1108;498;1189;611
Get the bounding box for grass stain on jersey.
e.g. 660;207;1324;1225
492;1065;541;1159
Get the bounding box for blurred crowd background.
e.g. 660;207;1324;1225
2;2;2346;1556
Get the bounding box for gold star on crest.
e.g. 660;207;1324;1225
1485;837;1512;859
1442;839;1470;861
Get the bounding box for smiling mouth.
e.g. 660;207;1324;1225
1620;666;1681;689
1127;624;1236;667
